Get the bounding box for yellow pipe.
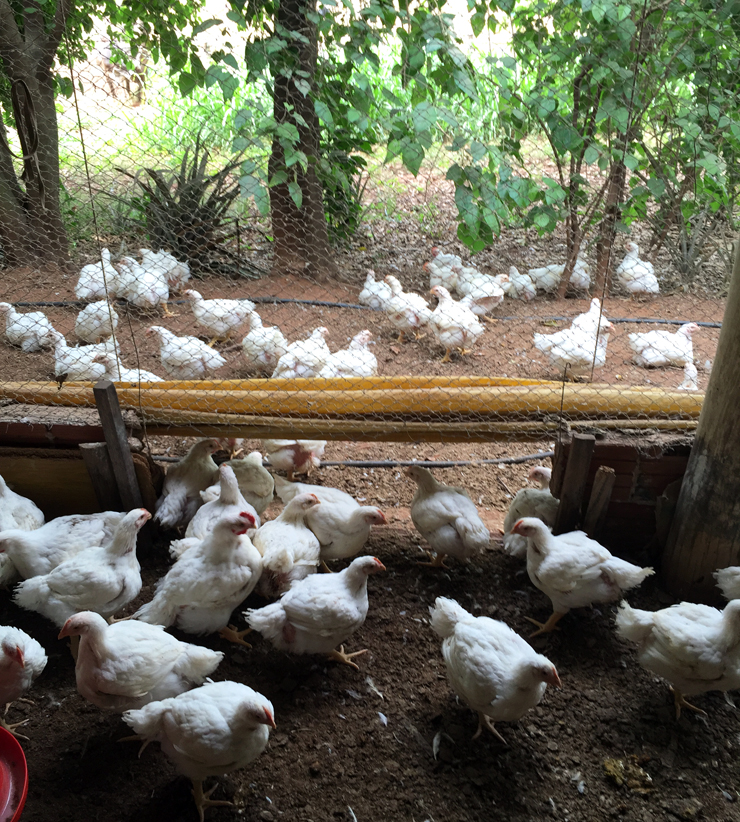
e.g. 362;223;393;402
0;381;703;420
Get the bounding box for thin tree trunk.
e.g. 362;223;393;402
593;160;626;296
662;238;740;603
268;0;337;281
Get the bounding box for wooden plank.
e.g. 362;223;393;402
79;443;122;511
0;453;99;518
553;433;595;535
93;380;143;511
583;466;616;539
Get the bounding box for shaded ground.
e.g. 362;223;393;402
4;442;740;822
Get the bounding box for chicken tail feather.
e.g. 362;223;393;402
430;596;472;639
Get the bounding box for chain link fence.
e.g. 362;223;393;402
0;5;729;452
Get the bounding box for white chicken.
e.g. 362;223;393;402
201;451;274;517
0;626;47;736
0;474;44;532
0;303;56;352
253;493;321;598
185;464;258;540
263;439;326;481
146;326;226;380
154;438;221;530
358;270;392;309
318;330;378;377
272;326;331;379
383;275;432;342
123;681;274;822
511;517;654;636
246;555;385;668
241;311;289;374
428;286;485;362
75;248;117;300
714;566;740;600
0;511;124;583
616;599;740;718
528;253;590;292
616;241;659;296
273;475;386;565
534;322;613;378
115;255;170;311
505;266;536;302
74;300;119;344
430;598;561;741
407;465;490;567
140;248;191;293
49;331;118;382
133;512;261;645
454;265;506;315
502;467;559;558
58;611;223;713
184;289;255;345
425;247;462;291
92;352;163;383
14;508;149;627
628;322;698;367
677;362;699;391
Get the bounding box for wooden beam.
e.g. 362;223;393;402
553;433;595;535
79;442;122;511
93;380;143;511
583;465;616;539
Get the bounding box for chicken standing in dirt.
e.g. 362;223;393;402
511;517;654;637
253;493;321;598
616;599;740;718
123;681;275;822
59;611;223;713
430;597;561;741
246;555;386;669
273;475;387;566
406;466;490;568
201;449;274;516
133;512;261;646
0;626;47;736
502;467;559;558
154;438;221;529
263;439;326;482
13;508;149;627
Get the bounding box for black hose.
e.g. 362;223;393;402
11;298;721;327
152;449;555;468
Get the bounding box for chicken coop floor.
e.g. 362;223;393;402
5;439;740;822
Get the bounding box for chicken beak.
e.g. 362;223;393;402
8;645;24;667
373;558;387;572
548;668;562;689
376;511;388;525
265;709;277;729
58;620;72;640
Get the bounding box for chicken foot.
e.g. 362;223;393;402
1;704;29;739
327;645;368;671
440;349;452;363
320;560;335;573
417;551;450;569
192;779;234;822
472;712;506;744
117;733;151;757
525;611;566;638
161;302;179;318
218;624;253;648
481;315;497;324
670;687;707;721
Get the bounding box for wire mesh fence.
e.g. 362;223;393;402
0;2;731;447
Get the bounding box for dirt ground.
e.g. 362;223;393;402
3;438;740;822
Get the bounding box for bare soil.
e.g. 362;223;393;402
4;440;740;822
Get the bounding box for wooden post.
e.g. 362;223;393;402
79;442;122;511
93;380;143;511
583;465;616;539
553;433;595;535
663;239;740;602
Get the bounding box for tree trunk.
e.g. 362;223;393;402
593;160;626;296
267;0;337;281
0;0;70;267
662;238;740;603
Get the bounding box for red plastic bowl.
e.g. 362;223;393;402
0;728;28;822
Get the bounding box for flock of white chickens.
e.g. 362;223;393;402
2;432;740;819
0;238;705;387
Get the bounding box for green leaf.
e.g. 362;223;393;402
583;145;600;165
178;71;197;97
470;140;487;163
455;185;479;229
294;78;311;96
193;18;222;35
412;102;437;134
314;100;334;128
402;140;425;176
288;181;303;209
454;70;477;100
221;53;239;70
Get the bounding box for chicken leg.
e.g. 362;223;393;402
327;645;367;671
417;551;450;569
472;712;506;744
218;624;253;647
161;301;178;318
670;686;707;720
525;611;566;638
440;349;452;363
192;779;234;822
1;705;29;740
320;560;334;573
